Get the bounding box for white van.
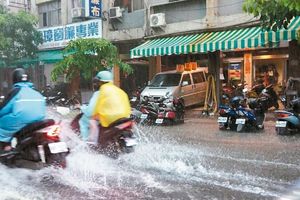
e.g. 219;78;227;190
140;68;207;107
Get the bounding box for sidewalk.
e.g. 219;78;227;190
185;106;277;122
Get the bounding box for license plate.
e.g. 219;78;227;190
48;142;68;154
218;117;228;123
236;118;246;124
140;114;148;119
155;118;164;124
276;121;287;127
124;138;138;147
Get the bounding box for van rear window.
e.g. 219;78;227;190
149;74;181;87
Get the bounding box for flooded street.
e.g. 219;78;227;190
1;111;300;200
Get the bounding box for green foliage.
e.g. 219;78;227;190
51;38;133;81
0;5;43;65
243;0;300;31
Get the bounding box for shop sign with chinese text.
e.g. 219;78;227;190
85;0;102;18
38;19;102;49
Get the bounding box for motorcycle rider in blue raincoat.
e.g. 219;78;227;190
79;70;113;142
0;68;46;151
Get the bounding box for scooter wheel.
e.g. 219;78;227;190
237;124;245;132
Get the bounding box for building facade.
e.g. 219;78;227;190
102;0;299;100
0;0;30;12
1;0;299;101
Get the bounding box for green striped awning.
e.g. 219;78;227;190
130;16;300;58
130;27;261;58
189;27;262;53
260;16;300;46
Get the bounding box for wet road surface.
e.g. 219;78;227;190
1;110;300;200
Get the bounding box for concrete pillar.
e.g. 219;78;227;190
61;0;68;25
148;56;162;80
148;57;156;80
155;56;162;73
288;40;300;78
208;51;221;105
206;0;218;27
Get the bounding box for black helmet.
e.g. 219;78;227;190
12;68;28;84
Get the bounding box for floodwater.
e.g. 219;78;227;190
0;109;299;200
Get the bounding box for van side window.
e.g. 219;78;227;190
192;72;205;84
182;74;192;86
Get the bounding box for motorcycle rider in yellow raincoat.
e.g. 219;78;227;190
90;70;131;144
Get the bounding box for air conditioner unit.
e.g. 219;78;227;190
109;7;123;19
150;13;166;28
71;7;85;18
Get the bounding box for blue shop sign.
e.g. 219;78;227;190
85;0;102;17
38;19;102;49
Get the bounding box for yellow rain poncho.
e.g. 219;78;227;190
93;82;131;127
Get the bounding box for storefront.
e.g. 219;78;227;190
130;17;299;103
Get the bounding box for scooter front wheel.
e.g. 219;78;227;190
237;124;246;132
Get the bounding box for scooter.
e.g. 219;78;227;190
260;84;279;110
138;99;160;125
155;97;185;125
275;98;300;135
218;96;266;132
234;97;266;132
70;113;137;158
0;119;69;169
218;95;246;131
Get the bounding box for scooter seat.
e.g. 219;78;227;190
108;118;132;128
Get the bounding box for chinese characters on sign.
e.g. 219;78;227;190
38;19;102;49
85;0;102;18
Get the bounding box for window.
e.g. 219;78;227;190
113;0;144;12
192;72;205;84
132;0;144;11
182;74;192;85
38;0;61;28
42;12;47;27
149;74;181;87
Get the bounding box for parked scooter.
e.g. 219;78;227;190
275;98;300;135
137;97;160;124
218;96;244;131
155;95;185;125
70;114;137;158
221;81;246;105
259;84;279;110
234;97;266;132
0;119;69;169
218;95;266;132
